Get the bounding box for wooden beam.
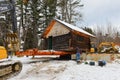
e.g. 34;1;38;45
71;30;90;38
41;20;56;38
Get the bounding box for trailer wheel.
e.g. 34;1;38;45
60;54;71;60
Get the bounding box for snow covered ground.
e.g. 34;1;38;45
7;56;120;80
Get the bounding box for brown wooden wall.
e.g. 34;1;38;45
52;33;71;50
71;33;91;52
43;32;91;52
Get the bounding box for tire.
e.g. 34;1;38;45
12;62;22;72
60;54;71;60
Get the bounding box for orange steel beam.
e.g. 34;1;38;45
16;49;74;56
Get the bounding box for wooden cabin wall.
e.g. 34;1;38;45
71;33;91;52
42;33;91;52
52;33;71;50
43;33;71;50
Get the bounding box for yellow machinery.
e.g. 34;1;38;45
0;46;7;59
0;0;22;79
90;48;95;53
90;42;96;53
6;33;20;52
90;42;118;53
98;42;118;53
0;33;22;79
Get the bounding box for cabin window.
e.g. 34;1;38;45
77;36;84;41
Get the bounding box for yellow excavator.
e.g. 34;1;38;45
98;42;118;53
0;45;22;79
0;0;22;79
90;42;118;53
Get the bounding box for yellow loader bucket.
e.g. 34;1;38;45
0;46;7;59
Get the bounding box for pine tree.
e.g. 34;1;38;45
81;27;95;35
40;0;57;31
22;0;40;50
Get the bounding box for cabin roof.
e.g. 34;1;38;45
42;19;95;38
55;19;95;37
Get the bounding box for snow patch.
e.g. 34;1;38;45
7;57;120;80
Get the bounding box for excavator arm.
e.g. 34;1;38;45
0;0;22;79
0;0;19;52
98;42;118;53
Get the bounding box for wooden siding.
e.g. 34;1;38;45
46;21;70;38
52;33;71;50
43;32;91;52
71;33;91;52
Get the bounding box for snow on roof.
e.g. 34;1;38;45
55;19;95;37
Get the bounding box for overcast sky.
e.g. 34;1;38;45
80;0;120;28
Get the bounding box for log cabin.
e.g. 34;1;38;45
41;19;95;52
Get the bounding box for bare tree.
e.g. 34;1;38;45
57;0;83;24
93;23;120;47
114;32;120;44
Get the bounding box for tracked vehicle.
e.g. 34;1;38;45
0;0;22;79
0;45;22;79
0;46;22;79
